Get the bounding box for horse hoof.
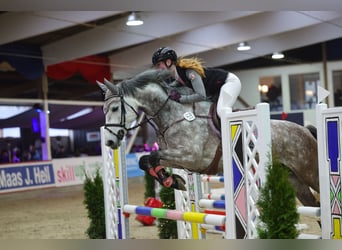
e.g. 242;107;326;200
177;183;187;191
172;174;186;191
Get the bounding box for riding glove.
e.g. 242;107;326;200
169;89;182;102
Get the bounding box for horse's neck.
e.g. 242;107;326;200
135;88;182;128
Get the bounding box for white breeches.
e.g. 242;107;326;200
217;72;241;118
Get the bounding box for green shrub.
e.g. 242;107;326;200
83;169;106;239
144;172;156;199
157;185;178;239
257;159;299;239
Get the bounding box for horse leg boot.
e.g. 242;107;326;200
148;152;186;191
139;154;186;190
139;155;159;179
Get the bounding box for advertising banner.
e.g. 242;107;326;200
53;156;103;187
0;161;55;193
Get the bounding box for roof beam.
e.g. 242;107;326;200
0;11;122;45
108;11;342;79
199;16;342;67
41;11;259;66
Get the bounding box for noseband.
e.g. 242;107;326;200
103;94;139;141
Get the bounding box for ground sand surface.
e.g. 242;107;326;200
0;176;321;239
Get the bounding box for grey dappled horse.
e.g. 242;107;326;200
98;69;319;210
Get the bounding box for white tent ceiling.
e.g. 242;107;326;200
0;10;342;129
1;11;342;80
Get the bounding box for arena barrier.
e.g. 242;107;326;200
315;103;342;239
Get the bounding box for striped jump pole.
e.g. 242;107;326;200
202;193;225;201
201;175;224;183
297;207;321;217
200;174;224;196
200;224;225;233
199;199;225;209
173;169;205;239
123;205;226;226
296;206;321;239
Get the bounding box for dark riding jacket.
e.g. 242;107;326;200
175;66;229;103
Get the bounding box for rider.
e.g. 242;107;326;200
139;47;242;191
151;46;242;117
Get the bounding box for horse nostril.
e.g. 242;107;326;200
106;140;114;147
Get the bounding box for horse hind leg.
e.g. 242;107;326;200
288;172;319;207
288;172;321;228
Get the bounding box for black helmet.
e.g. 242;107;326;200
152;47;177;65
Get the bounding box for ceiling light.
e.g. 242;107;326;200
237;42;251;51
59;108;93;122
126;12;144;26
272;52;284;59
0;105;31;119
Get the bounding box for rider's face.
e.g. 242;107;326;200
154;61;168;69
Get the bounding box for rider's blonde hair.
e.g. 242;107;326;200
177;57;206;78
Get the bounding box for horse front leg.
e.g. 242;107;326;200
139;152;186;191
157;148;206;172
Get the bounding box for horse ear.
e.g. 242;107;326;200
97;80;108;93
102;78;119;94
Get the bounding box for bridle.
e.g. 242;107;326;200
103;92;171;142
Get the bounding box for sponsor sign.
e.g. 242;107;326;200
53;156;103;187
0;162;55;193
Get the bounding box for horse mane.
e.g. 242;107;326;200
118;69;171;96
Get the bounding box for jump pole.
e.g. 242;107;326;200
123;205;225;226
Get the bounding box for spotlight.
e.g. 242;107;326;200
272;52;285;59
126;12;144;26
237;42;251;51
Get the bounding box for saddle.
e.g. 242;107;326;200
201;103;222;175
209;103;221;137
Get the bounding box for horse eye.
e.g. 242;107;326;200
111;106;119;112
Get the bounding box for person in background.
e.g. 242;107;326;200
12;148;21;163
151;46;241;117
0;149;9;163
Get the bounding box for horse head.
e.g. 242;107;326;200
97;78;138;149
97;69;173;149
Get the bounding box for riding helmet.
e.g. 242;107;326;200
152;47;177;65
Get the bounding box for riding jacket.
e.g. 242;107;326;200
175;66;229;103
